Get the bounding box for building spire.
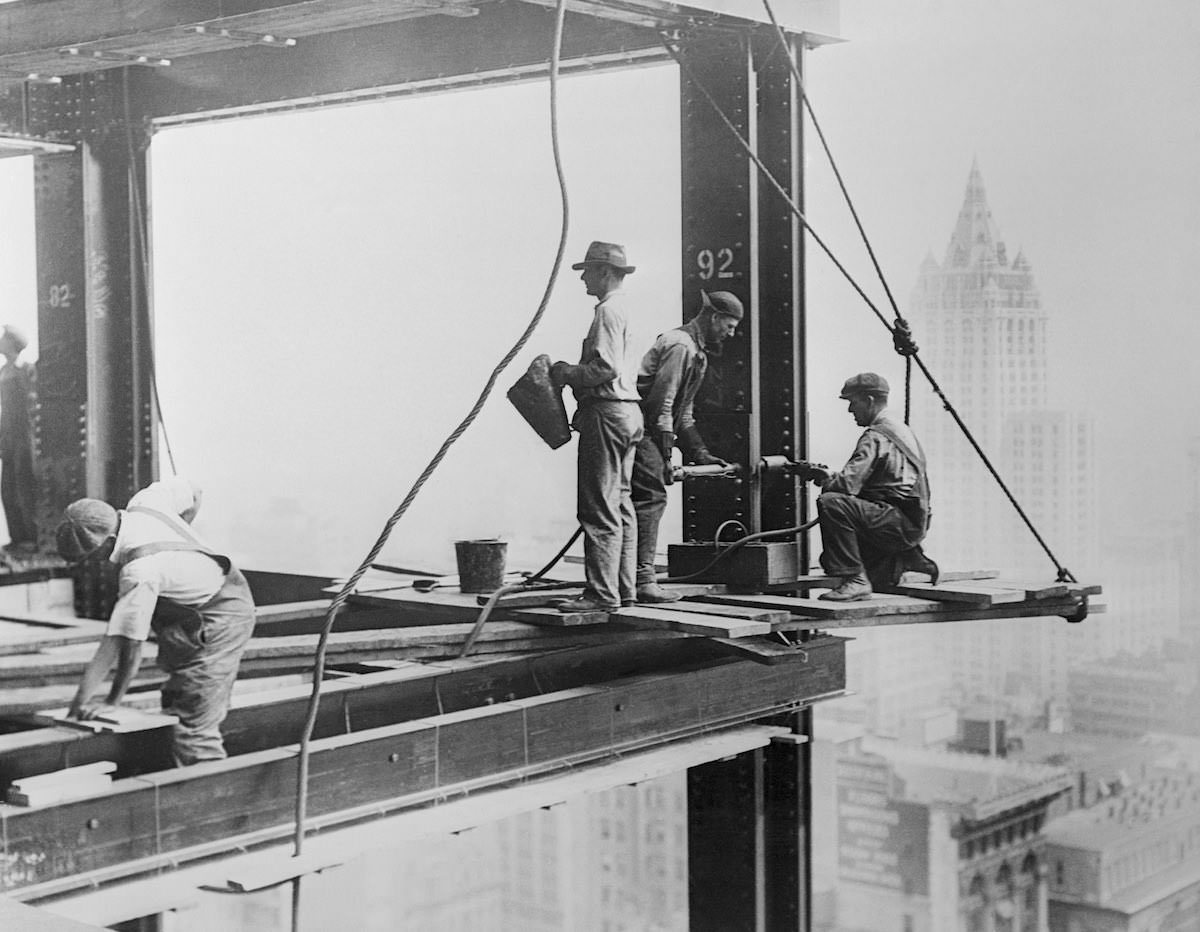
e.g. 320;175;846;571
944;160;1007;269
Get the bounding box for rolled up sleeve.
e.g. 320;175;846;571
106;569;161;642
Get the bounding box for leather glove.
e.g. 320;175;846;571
689;448;729;468
658;431;676;486
550;361;571;387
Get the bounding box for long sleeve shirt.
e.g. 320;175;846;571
562;289;639;403
637;317;709;436
823;413;923;502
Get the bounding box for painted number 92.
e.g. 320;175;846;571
48;283;74;308
696;247;736;280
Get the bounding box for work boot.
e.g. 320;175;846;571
556;595;619;614
635;583;681;604
819;573;873;602
899;547;940;585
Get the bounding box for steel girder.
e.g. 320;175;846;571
678;30;806;542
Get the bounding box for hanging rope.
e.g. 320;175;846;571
291;0;574;857
661;32;1076;584
122;70;179;476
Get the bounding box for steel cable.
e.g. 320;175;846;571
291;0;574;856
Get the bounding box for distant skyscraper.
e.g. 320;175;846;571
908;162;1098;705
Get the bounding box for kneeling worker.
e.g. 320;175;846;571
55;476;256;766
803;373;938;601
632;290;742;603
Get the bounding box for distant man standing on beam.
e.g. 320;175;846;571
551;241;644;612
55;476;256;766
804;373;938;601
0;325;38;555
632;290;742;603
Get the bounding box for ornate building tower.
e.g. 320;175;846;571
909;160;1054;572
908;163;1097;705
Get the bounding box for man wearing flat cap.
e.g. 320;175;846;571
631;290;743;603
0;325;38;554
803;372;938;601
56;476;256;765
551;241;644;612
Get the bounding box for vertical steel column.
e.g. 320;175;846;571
679;30;806;539
32;70;153;515
753;30;807;541
687;728;813;930
687;749;765;931
32;70;154;616
679;32;757;539
33;149;89;541
680;25;812;930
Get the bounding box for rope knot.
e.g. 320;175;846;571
892;317;919;356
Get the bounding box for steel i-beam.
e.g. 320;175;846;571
679;30;806;542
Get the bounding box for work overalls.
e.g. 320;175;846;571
121;506;256;767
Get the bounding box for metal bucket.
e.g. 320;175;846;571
454;539;508;593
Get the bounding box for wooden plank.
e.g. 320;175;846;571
508;606;611;627
671;600;791;625
705;592;941;620
612;606;771;638
484;582;713;609
877;583;1025;606
990;581;1069;600
0;619;108;657
770;597;1095;632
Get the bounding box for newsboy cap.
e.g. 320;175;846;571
571;241;636;274
839;372;890;399
701;290;744;321
55;498;118;563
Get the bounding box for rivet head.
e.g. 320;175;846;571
87;818;100;830
388;753;400;763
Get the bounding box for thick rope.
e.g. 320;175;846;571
291;0;573;857
662;34;1075;584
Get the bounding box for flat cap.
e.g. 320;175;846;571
839;372;890;399
702;290;744;321
570;241;635;274
55;498;118;563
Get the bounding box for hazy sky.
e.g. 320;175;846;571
0;0;1196;572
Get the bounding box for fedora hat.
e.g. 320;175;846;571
571;241;636;274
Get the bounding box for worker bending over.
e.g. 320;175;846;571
551;242;644;612
804;373;938;601
56;476;256;766
632;290;742;603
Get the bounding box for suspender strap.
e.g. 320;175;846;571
119;506;232;573
867;422;927;473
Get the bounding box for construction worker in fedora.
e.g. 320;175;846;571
551;241;644;612
632;290;743;603
55;476;256;766
801;373;938;601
